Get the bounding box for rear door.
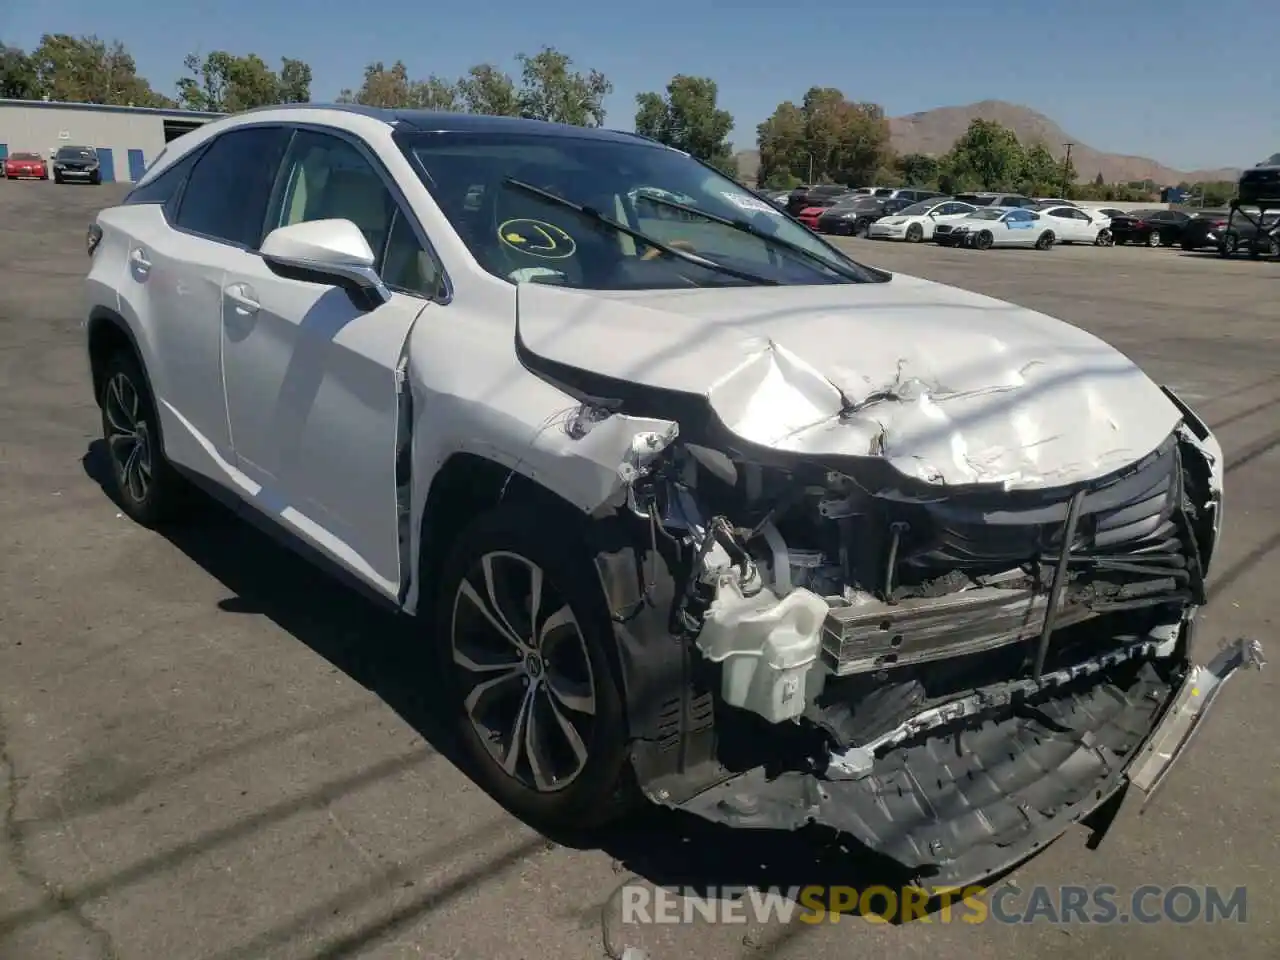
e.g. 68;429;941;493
219;126;444;600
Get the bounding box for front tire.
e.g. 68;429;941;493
974;230;994;250
1219;234;1238;257
905;223;924;243
1095;228;1113;246
436;504;629;831
99;351;189;527
854;219;870;239
53;173;63;185
1035;230;1055;250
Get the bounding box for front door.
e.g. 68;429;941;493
220;127;442;601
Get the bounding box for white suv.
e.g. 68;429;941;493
84;105;1256;886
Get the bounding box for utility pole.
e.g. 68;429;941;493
1061;142;1075;198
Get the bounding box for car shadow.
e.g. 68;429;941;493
81;439;1005;925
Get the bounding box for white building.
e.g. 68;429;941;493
0;99;223;183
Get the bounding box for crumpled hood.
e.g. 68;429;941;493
515;275;1183;489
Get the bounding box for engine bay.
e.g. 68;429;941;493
621;418;1219;761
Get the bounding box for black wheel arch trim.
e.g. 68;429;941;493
87;306;161;438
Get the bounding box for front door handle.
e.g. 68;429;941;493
129;248;151;275
225;284;260;315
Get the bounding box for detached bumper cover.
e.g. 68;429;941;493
670;637;1262;888
1127;637;1264;801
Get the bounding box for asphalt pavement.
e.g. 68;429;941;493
1;181;1276;959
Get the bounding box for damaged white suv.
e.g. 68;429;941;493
86;106;1262;888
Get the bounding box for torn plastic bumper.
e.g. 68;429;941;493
1127;636;1265;804
664;635;1264;889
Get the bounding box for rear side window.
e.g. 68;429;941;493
124;147;206;207
175;126;291;247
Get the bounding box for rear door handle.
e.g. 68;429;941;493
225;284;260;315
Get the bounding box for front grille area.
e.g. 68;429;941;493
903;435;1185;590
820;436;1193;676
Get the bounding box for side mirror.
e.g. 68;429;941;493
259;219;391;308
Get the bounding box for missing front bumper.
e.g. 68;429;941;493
666;636;1263;888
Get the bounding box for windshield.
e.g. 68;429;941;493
401;131;878;289
11;153;41;161
56;147;95;160
966;209;1006;220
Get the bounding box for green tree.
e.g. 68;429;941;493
894;152;940;187
0;43;39;99
1020;141;1073;195
277;58;312;104
756;101;808;185
942;119;1026;191
178;51;313;112
456;64;519;116
515;47;611;126
28;34;173;106
1094;171;1105;186
633;74;735;175
756;87;891;186
337;60;459;110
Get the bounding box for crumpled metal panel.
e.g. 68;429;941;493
671;661;1170;888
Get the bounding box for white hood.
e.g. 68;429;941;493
515;275;1182;490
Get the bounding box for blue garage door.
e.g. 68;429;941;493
96;148;116;183
0;144;8;161
127;149;146;181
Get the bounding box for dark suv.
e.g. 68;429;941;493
954;192;1037;208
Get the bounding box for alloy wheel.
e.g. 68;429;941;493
104;372;153;504
450;551;596;793
1147;232;1162;248
1095;229;1113;246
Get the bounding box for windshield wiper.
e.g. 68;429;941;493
502;178;779;286
630;192;888;284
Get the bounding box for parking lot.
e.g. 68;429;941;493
1;180;1277;960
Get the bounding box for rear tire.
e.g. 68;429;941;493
1146;231;1162;248
1219;234;1238;258
435;504;630;832
1095;229;1113;247
99;351;190;527
854;219;870;239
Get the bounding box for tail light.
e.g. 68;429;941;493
87;223;102;257
1213;221;1227;229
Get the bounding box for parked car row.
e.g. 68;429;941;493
757;184;1278;258
1;146;103;184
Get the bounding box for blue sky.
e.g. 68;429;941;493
6;0;1277;170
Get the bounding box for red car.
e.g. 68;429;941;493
3;152;49;180
796;206;827;230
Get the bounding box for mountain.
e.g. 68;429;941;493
734;100;1243;186
889;100;1240;185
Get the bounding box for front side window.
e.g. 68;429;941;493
399;131;880;289
967;208;1005;220
267;129;438;298
176;126;289;246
